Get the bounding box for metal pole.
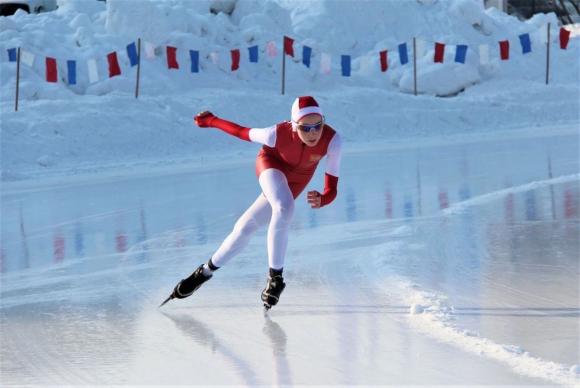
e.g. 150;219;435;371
548;153;556;220
135;38;141;99
545;22;551;85
15;47;21;112
413;37;417;96
281;38;286;95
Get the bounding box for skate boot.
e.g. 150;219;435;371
159;264;213;307
261;269;286;310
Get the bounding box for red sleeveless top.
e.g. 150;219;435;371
256;122;337;198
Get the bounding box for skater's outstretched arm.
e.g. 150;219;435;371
307;133;342;209
194;111;277;147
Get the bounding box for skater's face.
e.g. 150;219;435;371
294;114;324;147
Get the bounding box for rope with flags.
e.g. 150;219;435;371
4;24;577;111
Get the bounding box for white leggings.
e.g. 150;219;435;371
211;168;295;270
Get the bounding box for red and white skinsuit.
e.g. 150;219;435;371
196;114;343;270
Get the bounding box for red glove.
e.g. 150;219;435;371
194;111;216;127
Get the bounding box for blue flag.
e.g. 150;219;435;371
127;42;139;66
519;33;532;54
302;45;312;68
248;45;259;63
341;55;351;77
398;43;408;65
455;44;468;63
67;60;77;85
7;48;17;62
190;50;199;73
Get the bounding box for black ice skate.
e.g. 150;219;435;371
261;272;286;311
159;264;212;307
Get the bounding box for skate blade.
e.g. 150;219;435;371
159;295;174;308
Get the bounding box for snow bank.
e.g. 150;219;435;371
0;0;578;180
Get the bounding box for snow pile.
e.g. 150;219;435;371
387;276;580;386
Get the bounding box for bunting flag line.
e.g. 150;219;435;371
20;50;34;66
519;33;531;54
166;46;179;69
67;60;76;85
320;52;331;74
248;45;259;63
231;49;240;71
7;48;17;62
434;42;445;63
341;55;351;77
266;41;277;57
46;57;57;82
127;42;139;66
302;45;312;68
479;44;489;64
398;42;409;65
190;50;199;73
499;40;510;60
107;52;121;77
455;44;468;63
379;50;388;72
283;36;294;57
560;27;571;49
87;59;99;83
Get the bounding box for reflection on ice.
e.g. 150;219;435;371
1;131;578;385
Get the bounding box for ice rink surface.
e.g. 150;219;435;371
1;131;579;386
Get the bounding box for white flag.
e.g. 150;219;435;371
478;44;489;65
144;41;156;59
266;41;277;57
20;50;35;66
87;59;99;83
320;53;331;74
415;38;426;59
209;52;219;65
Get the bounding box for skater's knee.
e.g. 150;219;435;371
271;199;294;220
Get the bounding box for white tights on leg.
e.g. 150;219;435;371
210;168;295;270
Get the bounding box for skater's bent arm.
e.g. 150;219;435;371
320;134;342;206
308;133;343;208
194;111;276;146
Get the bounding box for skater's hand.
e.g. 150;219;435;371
307;190;322;209
194;111;216;127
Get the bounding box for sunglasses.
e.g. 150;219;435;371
294;119;324;133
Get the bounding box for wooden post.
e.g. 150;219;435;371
545;22;551;85
281;38;286;95
15;47;21;112
135;38;141;99
413;37;417;96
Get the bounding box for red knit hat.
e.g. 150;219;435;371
291;96;323;122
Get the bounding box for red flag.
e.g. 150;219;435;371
499;40;509;60
166;46;179;69
560;27;571;49
231;49;240;71
107;52;121;77
434;42;445;63
283;36;294;57
379;50;388;72
46;57;57;82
